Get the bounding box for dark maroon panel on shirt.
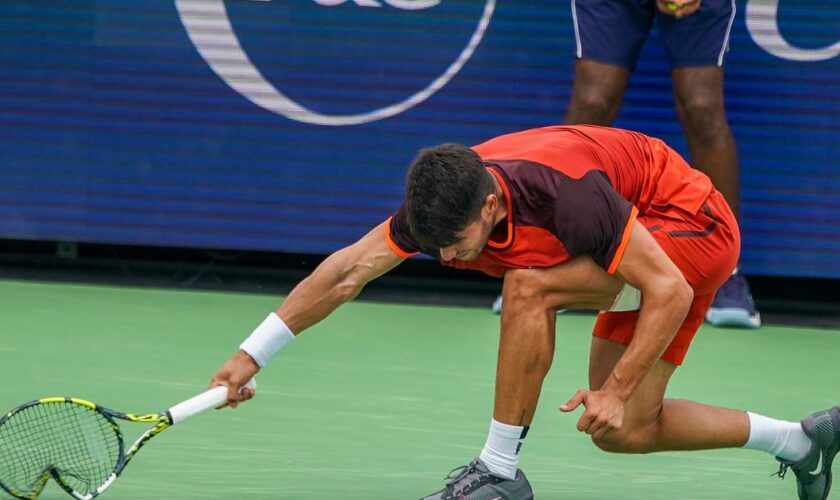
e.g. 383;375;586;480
487;160;634;269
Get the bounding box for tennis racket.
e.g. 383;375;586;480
0;379;255;500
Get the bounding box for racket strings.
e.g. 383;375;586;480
0;402;121;496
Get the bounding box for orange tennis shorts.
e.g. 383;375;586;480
592;188;740;365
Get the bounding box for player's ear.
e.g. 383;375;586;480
482;193;497;216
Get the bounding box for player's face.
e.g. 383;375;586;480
439;207;495;262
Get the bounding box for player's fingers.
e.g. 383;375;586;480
576;409;597;432
591;424;612;440
239;388;255;401
225;385;242;408
584;419;603;436
584;410;611;435
559;389;587;412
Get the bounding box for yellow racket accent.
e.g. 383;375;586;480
124;413;166;423
69;398;96;409
37;397;97;410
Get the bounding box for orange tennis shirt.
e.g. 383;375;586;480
384;125;713;277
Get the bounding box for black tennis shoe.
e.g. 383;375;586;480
775;407;840;499
419;458;533;500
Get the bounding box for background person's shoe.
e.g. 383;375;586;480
492;294;504;314
705;272;761;328
420;458;533;500
775;406;840;499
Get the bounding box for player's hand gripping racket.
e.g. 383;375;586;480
0;379;256;499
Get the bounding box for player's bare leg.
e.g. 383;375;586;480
494;258;623;427
422;258;623;499
586;338;840;499
586;337;749;452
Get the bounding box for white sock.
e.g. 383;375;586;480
742;412;813;461
479;419;528;480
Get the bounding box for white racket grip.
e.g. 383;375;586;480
168;378;257;425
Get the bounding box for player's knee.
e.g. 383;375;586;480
590;428;651;454
591;404;665;454
502;268;548;306
591;431;631;453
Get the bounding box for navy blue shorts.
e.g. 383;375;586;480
571;0;736;68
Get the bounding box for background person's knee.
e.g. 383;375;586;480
569;88;619;125
675;92;725;137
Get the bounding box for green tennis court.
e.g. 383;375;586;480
1;278;837;499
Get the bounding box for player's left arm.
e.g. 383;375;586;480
560;219;693;437
603;220;694;400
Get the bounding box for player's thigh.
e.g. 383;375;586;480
589;336;676;427
503;256;624;311
658;0;736;67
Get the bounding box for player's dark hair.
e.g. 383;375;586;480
405;143;494;253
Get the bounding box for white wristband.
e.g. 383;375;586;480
239;313;295;368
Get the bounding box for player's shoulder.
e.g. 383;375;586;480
475;126;612;181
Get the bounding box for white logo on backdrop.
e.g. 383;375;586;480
311;0;440;9
175;0;495;126
746;0;840;62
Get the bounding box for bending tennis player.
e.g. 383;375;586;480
209;125;838;500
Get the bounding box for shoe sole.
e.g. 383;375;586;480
705;308;761;328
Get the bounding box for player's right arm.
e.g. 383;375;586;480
210;221;407;406
278;221;406;333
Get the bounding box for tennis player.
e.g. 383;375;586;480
210;125;839;500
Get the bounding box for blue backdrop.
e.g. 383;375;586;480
0;1;838;278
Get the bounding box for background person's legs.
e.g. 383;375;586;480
565;60;631;126
671;66;760;328
672;66;739;218
657;0;759;328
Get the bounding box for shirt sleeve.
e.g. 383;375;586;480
384;202;421;258
555;170;638;274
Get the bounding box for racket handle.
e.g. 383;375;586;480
168;378;256;424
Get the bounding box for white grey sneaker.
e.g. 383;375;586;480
419;458;533;500
775;406;840;499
